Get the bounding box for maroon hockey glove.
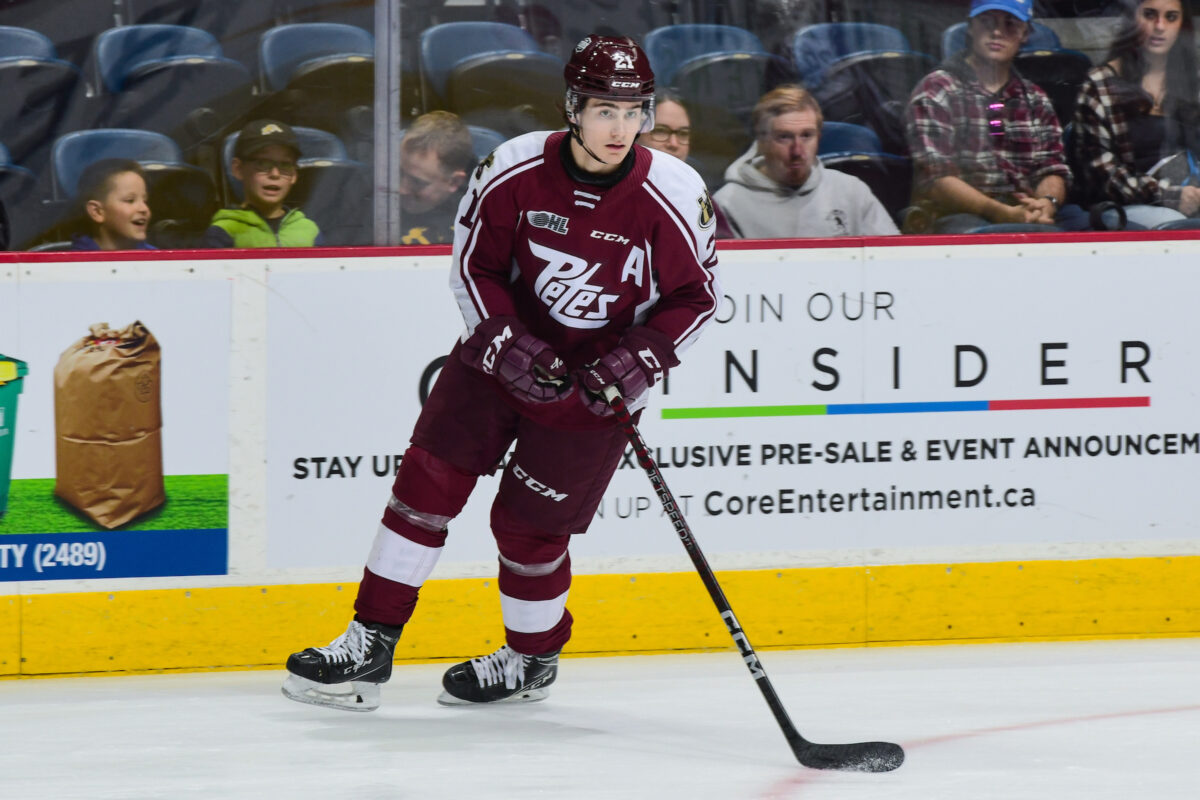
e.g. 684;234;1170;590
461;316;570;403
577;327;678;416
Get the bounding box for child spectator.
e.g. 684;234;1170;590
70;158;156;251
203;119;325;248
1071;0;1200;228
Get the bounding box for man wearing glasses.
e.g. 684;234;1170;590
203;119;325;248
905;0;1083;233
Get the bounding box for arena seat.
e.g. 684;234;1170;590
93;24;254;148
818;121;913;222
51;128;220;247
419;21;564;137
0;26;83;168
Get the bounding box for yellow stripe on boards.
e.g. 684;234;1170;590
3;556;1198;677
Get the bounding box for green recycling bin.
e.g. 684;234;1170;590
0;354;28;517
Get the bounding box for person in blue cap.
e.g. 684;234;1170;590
904;0;1087;232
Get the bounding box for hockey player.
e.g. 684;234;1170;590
282;34;721;711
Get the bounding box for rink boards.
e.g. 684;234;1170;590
1;233;1199;675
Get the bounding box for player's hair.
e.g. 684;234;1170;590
751;85;824;138
402;110;476;175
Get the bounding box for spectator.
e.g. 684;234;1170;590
905;0;1084;233
1072;0;1200;228
203;119;324;248
70;158;156;251
712;85;899;238
641;92;733;238
398;110;475;245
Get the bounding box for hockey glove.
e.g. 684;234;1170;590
461;316;570;403
577;327;678;416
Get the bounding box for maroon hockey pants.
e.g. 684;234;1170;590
355;345;628;655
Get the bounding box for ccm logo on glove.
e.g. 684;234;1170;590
462;316;571;404
481;324;514;375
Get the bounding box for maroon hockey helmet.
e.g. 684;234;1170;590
563;35;656;133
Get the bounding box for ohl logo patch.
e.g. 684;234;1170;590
528;241;619;329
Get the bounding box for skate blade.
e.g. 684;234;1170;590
281;674;381;712
436;687;550;707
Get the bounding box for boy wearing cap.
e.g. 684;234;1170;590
905;0;1083;232
203;119;325;248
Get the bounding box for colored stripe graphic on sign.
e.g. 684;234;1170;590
662;396;1150;420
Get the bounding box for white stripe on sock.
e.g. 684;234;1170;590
499;590;568;634
365;523;442;587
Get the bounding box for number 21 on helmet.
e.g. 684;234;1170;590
563;35;656;134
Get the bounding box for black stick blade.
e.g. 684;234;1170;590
793;740;905;772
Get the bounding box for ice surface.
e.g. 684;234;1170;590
1;639;1197;799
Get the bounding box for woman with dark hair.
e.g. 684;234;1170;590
1072;0;1200;227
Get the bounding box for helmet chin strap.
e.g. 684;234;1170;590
569;119;611;166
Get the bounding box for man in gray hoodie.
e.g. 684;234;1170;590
713;86;898;238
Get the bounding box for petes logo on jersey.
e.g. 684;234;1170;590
529;241;619;329
528;210;570;234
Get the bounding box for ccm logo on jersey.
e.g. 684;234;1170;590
513;463;567;502
590;229;630;244
481;324;514;374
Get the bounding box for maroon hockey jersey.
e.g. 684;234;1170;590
452;131;721;383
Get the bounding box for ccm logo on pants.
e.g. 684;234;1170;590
513;463;567;502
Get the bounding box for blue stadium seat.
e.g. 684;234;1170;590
790;22;915;87
466;126;507;163
126;0;290;78
0;26;83;167
642;24;765;87
222;125;370;245
0;140;38;250
257;22;375;134
259;22;373;93
818;122;913;223
419;22;564;136
940;21;1091;124
93;24;254;146
50;128;219;247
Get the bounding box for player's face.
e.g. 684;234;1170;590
86;171;150;249
399;143;466;214
642;100;690;161
968;10;1028;67
571;98;646;174
758;109;820;188
1137;0;1183;59
233;143;298;218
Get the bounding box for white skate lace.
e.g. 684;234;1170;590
470;645;527;690
313;621;373;668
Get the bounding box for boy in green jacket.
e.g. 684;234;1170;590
203;119;325;248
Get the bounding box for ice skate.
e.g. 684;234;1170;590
281;619;402;712
438;644;559;705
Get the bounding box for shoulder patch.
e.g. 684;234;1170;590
474;151;495;180
697;191;715;229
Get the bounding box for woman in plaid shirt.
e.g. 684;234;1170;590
1071;0;1200;228
905;0;1082;233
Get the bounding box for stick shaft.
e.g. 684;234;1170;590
605;390;804;744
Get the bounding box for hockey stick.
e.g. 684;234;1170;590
602;386;904;772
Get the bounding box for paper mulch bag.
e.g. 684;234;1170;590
54;321;165;529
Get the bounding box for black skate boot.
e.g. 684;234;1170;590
437;644;559;705
281;618;402;712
